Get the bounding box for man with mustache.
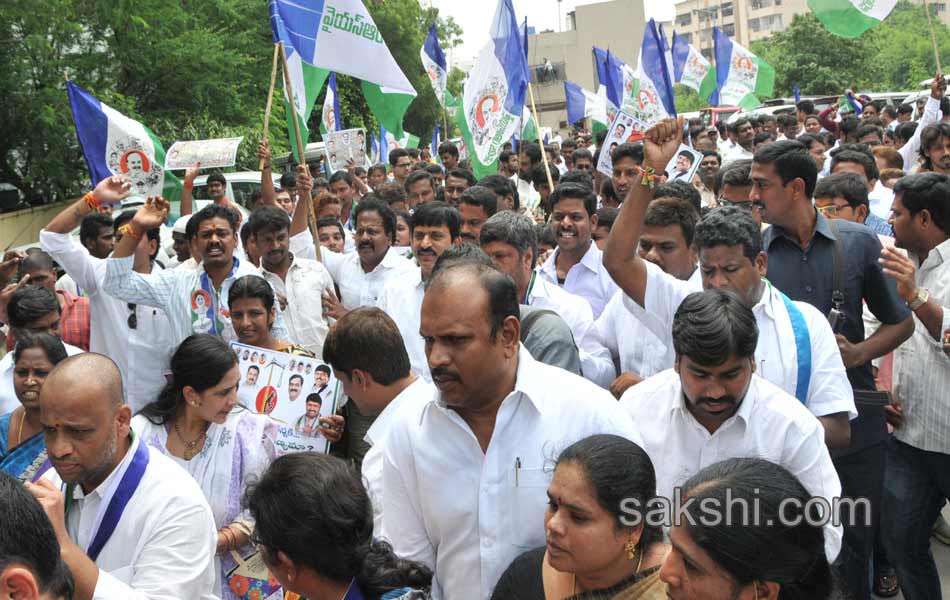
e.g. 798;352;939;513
26;353;218;599
458;186;498;245
620;289;842;562
381;260;641;600
103;198;287;347
376;202;461;381
250;205;335;357
290;198;415;318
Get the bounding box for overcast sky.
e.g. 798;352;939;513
429;0;680;66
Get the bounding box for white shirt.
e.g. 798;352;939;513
102;254;288;348
899;95;942;173
381;346;642;600
40;230;176;410
894;237;950;454
722;144;753;168
0;342;83;416
595;269;702;379
44;434;218;599
537;242;619;319
621;369;843;561
290;232;415;310
624;262;856;419
527;276;614;388
511;174;541;215
868;180;895;221
375;267;429;381
260;255;335;357
363;377;434;534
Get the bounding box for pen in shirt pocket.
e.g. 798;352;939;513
515;457;521;487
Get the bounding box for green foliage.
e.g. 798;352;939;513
674;86;709;113
1;0;462;205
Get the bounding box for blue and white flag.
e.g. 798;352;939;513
320;72;342;134
564;80;608;132
67;80;180;199
420;24;447;106
431;125;440;158
657;23;675;84
370;130;380;163
630;19;677;125
671;31;718;101
713;26;775;109
461;0;528;176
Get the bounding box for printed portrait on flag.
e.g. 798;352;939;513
107;140;163;196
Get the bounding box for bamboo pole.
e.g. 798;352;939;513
922;0;942;73
278;42;322;262
526;82;554;193
259;43;281;170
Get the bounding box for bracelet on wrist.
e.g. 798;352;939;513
83;192;101;211
183;180;194;190
635;166;658;190
118;223;143;242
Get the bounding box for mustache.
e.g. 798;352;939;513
696;395;736;407
416;248;436;256
430;367;461;382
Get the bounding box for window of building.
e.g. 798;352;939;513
681;32;693;44
750;0;773;10
676;12;692;26
721;2;734;16
723;22;736;35
697;6;718;21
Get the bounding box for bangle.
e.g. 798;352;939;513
183;180;194;190
118;223;143;242
83;192;100;211
635;166;657;190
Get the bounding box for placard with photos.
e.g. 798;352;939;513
230;341;342;454
322;127;367;173
596;111;649;178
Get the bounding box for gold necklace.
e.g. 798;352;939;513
572;549;644;595
173;420;207;460
15;409;26;447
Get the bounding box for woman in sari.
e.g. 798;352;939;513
493;434;669;600
0;332;67;482
132;333;284;600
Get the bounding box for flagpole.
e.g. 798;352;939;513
278;42;322;262
259;43;281;170
526;82;555;196
922;0;942;73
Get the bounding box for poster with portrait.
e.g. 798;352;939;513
664;144;703;184
230;341;343;454
322;128;367;174
596;111;649;178
165;137;244;170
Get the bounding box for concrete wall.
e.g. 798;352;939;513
1;201;72;250
527;0;646;137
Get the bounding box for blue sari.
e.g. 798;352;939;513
0;412;50;482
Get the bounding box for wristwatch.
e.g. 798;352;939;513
908;288;930;310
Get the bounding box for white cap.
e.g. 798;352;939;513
172;214;192;235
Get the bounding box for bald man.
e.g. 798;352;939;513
26;353;218;600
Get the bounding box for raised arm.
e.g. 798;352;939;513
259;139;277;207
180;162;200;217
290;163;313;237
46;175;131;234
899;72;945;171
603;116;684;307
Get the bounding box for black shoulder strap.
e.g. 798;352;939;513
826;218;845;308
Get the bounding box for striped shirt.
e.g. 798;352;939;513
893;237;950;454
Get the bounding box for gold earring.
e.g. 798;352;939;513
624;540;637;561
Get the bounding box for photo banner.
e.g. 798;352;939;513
596;110;648;178
165;137;245;170
322;127;367;173
230;341;343;454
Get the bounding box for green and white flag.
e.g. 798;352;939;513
808;0;898;38
270;0;417;160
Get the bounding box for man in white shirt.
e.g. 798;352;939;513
479;210;614;387
40;176;175;410
322;307;433;533
0;286;84;414
249;206;335;357
376;202;461;380
878;172;950;599
604;117;855;449
291;198;415;315
26;353;217;600
900;74;946;174
596;198;700;398
537;183;619;318
512;142;542;212
103;198;287;346
621;289;843;562
721;117;755;168
381;261;642;600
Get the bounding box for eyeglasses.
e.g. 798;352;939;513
127;303;137;329
817;204;851;217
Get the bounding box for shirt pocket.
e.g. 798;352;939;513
507;464;551;550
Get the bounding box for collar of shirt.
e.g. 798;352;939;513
365;377;428;447
765;208;834;250
916;237;950;271
430;345;546;417
370;247;409;273
671;372;757;431
68;433;140;508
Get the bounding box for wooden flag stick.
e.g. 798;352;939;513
923;0;943;73
527;82;554;194
278;42;322;261
259;43;281;170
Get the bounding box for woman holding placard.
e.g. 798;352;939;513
133;334;284;600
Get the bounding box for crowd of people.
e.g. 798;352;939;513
1;72;949;600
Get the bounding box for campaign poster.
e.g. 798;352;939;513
322;128;367;173
664;144;703;184
596;111;649;178
230;341;342;454
165;137;244;170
